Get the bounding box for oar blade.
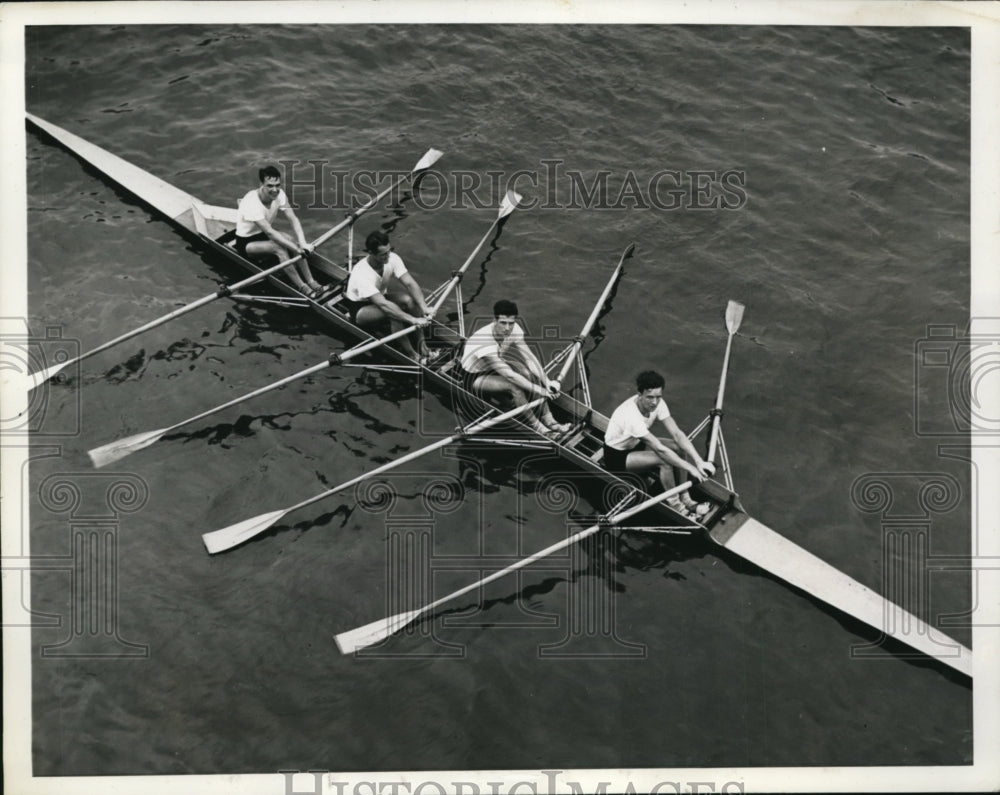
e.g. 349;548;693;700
413;148;444;172
87;428;167;469
725;300;745;334
497;189;523;219
202;508;289;554
335;608;424;655
28;360;69;391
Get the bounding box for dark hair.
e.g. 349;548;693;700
365;230;391;253
493;299;519;317
636;370;664;392
258;165;281;183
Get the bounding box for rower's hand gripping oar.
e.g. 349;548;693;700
334;479;693;654
28;147;444;391
86;192;521;469
201;398;546;554
706;300;745;464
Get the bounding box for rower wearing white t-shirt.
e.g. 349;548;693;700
342;230;433;361
603;370;715;515
235;165;323;298
457;299;571;438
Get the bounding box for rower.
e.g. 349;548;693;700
235;165;325;298
342;230;433;362
456;299;572;438
603;370;714;516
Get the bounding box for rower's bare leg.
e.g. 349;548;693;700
472;374;552;436
622;450;692;515
657;437;702;510
389;319;421;359
387;288;429;359
353;303;416;356
507;360;571;433
296;257;322;293
354;301;423;359
246;240;312;294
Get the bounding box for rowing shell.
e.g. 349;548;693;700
25;114;973;677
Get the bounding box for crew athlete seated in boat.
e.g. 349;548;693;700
456;299;573;438
235;165;325;298
341;230;433;362
603;370;715;516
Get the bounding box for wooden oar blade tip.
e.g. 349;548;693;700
86;429;166;469
415;148;444;171
202;509;288;554
27;364;60;391
725;300;746;333
334;609;422;654
499;189;523;217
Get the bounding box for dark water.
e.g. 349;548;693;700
21;23;972;779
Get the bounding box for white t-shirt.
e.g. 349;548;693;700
236;188;290;237
345;253;409;302
461;321;524;373
604;396;671;451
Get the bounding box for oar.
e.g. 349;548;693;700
87;193;521;469
202;397;546;554
334;480;693;654
426;189;521;317
706;299;745;463
87;321;425;469
553;242;634;385
28;147;444;391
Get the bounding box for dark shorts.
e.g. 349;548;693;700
452;362;482;393
235;232;269;258
603;440;646;475
339;296;371;324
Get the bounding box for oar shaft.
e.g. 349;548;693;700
285;398;546;515
575;246;632;344
416;481;690;617
51;292;218;373
429;223;498;314
336;323;426;363
313;172;407;250
162;359;331;435
707;301;744;463
707;337;734;463
554;244;632;385
713;333;736;411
